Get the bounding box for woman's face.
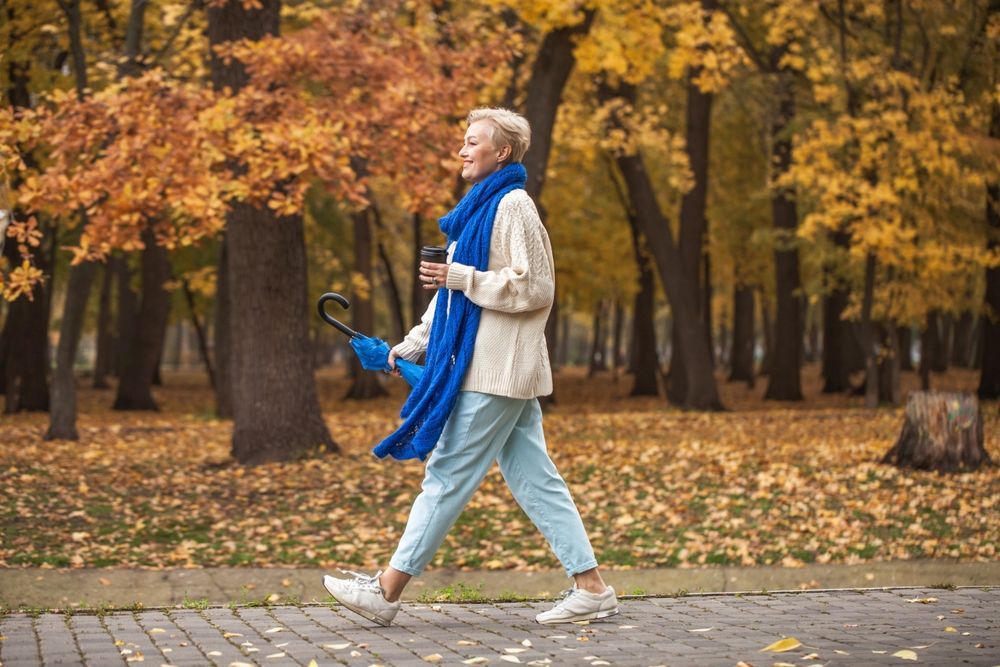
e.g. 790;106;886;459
460;120;509;183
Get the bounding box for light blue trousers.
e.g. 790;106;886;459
389;391;599;578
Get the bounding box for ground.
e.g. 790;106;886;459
1;364;997;572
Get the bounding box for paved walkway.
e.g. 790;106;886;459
0;587;996;666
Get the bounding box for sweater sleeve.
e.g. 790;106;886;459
445;191;554;314
391;292;437;362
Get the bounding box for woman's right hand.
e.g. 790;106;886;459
387;348;401;376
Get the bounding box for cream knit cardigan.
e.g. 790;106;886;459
391;189;554;399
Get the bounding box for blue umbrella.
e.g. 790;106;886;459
317;293;425;387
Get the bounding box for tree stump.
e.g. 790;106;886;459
882;391;992;472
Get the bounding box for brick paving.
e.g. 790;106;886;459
0;587;996;666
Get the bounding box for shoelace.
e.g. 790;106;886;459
338;568;384;593
553;587;582;608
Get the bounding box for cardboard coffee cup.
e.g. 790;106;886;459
420;245;448;264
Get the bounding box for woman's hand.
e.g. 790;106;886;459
386;348;401;376
420;261;450;290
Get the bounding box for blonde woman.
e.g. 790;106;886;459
323;108;618;626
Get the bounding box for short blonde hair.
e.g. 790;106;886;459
467;107;531;163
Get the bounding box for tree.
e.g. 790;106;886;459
206;0;335;463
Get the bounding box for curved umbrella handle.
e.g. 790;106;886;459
317;292;358;338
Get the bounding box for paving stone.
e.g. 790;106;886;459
3;586;999;665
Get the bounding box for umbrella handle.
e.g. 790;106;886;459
317;292;358;338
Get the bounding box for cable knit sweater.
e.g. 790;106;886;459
391;189;554;399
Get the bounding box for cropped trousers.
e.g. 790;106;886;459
389;391;598;578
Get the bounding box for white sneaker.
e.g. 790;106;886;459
535;585;619;624
322;569;401;627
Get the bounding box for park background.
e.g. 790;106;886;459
0;0;998;604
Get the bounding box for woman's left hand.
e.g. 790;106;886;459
420;261;450;290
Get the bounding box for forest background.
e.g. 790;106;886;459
0;0;998;574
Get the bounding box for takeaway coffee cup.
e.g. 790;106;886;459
420;245;448;265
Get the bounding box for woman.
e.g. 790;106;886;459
323;108;617;626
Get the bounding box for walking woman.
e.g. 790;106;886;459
323;108;617;626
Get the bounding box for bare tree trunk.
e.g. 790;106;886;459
114;225;171;410
951;311;974;368
822;232;851;392
46;261;96;439
979;90;1000;398
877;323;901;405
860;252;879;408
113;256;137;377
897;325;914;371
522;11;595;400
588;300;607;378
345;208;387;399
214;234;232;417
92;261;114;388
605;87;721;410
764;70;803;401
919;315;933;391
46;0;95;439
208;0;335;462
729;283;755;385
1;234;50;412
760;292;773;376
181;277;215;389
371;201;405;341
622;200;659;396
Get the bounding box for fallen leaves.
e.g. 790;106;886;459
760;637;802;652
892;649;919;660
0;369;996;570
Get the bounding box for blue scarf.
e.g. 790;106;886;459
373;163;527;461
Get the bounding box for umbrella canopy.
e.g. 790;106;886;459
318;292;424;387
349;334;424;387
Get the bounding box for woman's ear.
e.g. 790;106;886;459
498;145;512;163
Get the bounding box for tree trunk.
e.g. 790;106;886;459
181;277;215;389
114;226;171;411
345;208;387;399
882;391;990;471
951;311;974;368
729;283;755;385
522;11;595;399
764;71;803;401
410;213;431;328
558;312;570;369
46;260;97;440
208;0;335;462
897;325;914;371
45;0;93;439
1;235;50;413
588;300;607;378
626;219;659;397
371;200;405;341
860;252;879;408
611;145;720;409
611;299;624;380
919;315;933;391
927;310;949;373
113;255;136;378
822;232;851;392
760;292;774;376
978;96;1000;398
92;260;114;388
877;322;901;405
214;234;233;417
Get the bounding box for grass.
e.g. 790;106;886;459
0;365;997;572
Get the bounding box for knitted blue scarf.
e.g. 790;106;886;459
373;163;527;461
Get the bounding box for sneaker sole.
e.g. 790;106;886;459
323;580;394;627
536;607;620;625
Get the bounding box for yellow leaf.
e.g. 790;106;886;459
761;637;802;652
944;626;958;633
422;655;443;663
892;649;918;661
